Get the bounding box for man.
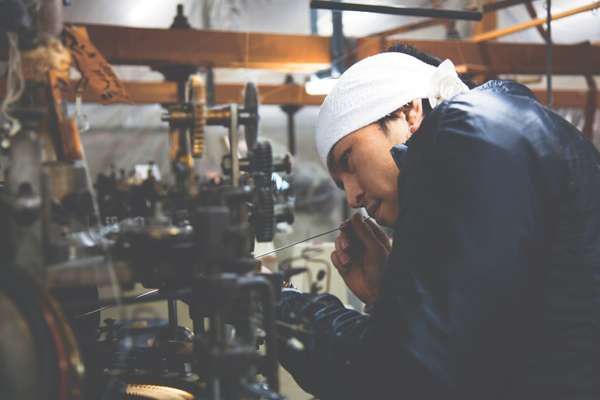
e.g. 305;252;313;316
275;47;600;400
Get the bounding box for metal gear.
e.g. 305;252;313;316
241;82;259;150
251;141;273;176
254;186;275;242
191;103;205;158
125;384;194;400
250;141;276;242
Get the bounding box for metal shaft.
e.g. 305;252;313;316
546;0;553;107
310;0;483;21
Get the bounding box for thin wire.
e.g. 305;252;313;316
75;289;159;318
75;227;343;316
254;227;340;259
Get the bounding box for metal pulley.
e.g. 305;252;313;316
203;82;260;148
221;142;292;175
240;82;259;149
242;141;294;242
162;81;260;159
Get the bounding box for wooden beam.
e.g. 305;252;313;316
1;25;599;75
215;83;325;106
3;79;596;109
531;89;600;109
79;24;331;72
481;0;538;13
473;1;498;36
0;79;326;106
470;2;600;43
2;24;332;72
356;37;600;75
367;19;448;38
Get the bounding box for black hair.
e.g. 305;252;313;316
385;43;478;89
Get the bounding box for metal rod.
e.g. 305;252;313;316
310;8;319;35
238;276;279;392
367;0;534;39
168;299;178;336
286;112;296;155
331;5;345;74
482;0;537;14
310;0;483;21
254;227;341;259
546;0;553;107
229;103;240;187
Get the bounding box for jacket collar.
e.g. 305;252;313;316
474;79;537;100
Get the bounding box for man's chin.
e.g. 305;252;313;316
373;206;398;227
379;220;394;228
374;214;395;228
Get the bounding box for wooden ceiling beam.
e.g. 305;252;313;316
1;24;599;75
0;80;325;106
3;80;596;109
367;19;448;38
79;24;331;72
356;37;600;75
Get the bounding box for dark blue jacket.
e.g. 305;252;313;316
276;81;600;400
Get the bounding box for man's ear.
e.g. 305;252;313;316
408;99;424;134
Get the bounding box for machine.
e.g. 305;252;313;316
0;2;305;399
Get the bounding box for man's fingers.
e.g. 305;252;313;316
349;214;386;252
365;218;392;251
260;265;272;274
331;251;350;275
334;231;350;253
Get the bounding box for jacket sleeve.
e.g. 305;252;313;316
276;290;447;400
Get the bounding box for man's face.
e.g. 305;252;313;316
329;111;415;227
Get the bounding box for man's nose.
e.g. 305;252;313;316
343;178;364;209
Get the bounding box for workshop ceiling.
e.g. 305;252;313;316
62;0;600;43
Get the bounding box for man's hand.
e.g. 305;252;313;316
331;213;391;306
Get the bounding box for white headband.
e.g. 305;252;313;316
315;52;469;166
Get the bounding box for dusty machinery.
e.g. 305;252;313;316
0;2;299;399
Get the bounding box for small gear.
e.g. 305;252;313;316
250;141;275;242
251;141;273;176
125;384;194;399
254;186;275;242
191;103;205;158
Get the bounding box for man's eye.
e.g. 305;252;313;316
340;151;351;171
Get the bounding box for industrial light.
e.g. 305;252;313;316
305;75;339;96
